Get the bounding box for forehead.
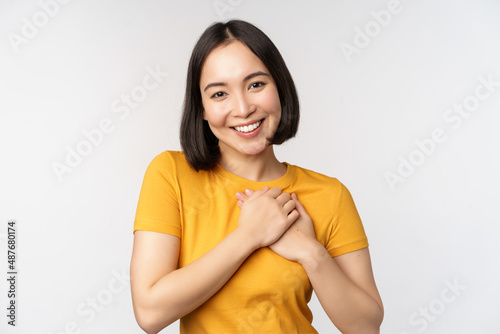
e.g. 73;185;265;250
200;41;268;84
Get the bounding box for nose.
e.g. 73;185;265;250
233;92;255;118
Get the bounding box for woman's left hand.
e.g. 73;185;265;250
236;190;319;263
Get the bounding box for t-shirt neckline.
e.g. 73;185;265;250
213;162;296;190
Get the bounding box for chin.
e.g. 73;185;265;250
239;142;271;156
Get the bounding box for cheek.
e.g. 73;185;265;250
203;105;227;128
259;90;282;119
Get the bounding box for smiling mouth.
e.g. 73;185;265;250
232;120;263;133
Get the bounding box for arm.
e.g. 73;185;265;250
131;187;298;334
300;245;384;333
237;191;383;333
131;229;256;333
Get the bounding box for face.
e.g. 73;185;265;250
199;40;282;159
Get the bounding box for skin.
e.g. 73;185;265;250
237;190;384;333
201;40;285;182
131;40;383;333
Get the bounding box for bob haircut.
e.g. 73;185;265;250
180;19;300;171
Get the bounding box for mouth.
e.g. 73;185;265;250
232;119;263;133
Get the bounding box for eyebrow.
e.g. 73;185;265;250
203;71;270;92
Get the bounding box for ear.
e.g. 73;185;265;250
202;109;207;120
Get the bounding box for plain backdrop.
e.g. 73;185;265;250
1;0;500;333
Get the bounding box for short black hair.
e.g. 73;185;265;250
180;20;299;171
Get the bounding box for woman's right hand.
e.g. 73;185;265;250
236;186;299;249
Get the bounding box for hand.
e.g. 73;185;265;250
235;187;299;249
236;191;318;263
269;193;318;262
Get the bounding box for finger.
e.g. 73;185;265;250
237;199;244;208
266;187;282;198
282;198;296;214
247;186;270;199
245;188;255;196
276;192;291;207
292;193;307;216
235;191;247;200
287;209;299;224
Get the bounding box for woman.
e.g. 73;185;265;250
131;20;383;334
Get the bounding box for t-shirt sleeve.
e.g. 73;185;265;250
133;152;181;238
325;182;369;257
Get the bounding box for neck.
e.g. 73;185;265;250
218;146;286;182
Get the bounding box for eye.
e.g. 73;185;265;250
211;91;227;99
249;82;266;89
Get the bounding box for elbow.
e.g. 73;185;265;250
343;322;382;334
360;304;384;333
340;306;384;334
133;305;176;334
131;284;182;333
134;307;161;334
363;309;385;334
374;299;384;329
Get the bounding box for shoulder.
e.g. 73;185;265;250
291;164;344;191
147;150;191;172
142;151;197;187
149;150;187;165
289;164;357;211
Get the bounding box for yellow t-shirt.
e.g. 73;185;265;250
134;151;369;333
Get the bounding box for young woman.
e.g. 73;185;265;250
130;20;383;334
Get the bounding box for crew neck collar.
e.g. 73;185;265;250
213;162;296;190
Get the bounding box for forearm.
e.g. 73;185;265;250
300;243;383;334
134;230;256;333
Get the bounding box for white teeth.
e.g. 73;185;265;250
234;120;261;133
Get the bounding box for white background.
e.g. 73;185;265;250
1;0;500;333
